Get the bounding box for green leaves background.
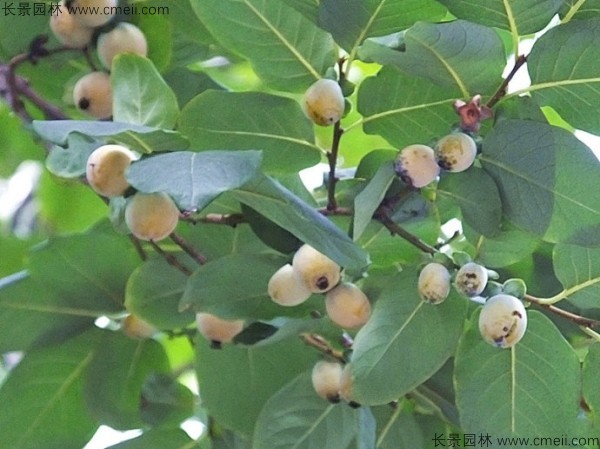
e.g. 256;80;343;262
1;1;600;448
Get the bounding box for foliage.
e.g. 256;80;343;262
1;1;600;448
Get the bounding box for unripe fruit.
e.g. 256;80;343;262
97;22;148;69
68;0;118;27
339;364;360;407
435;133;477;172
394;144;440;188
479;294;527;348
311;360;343;403
73;71;112;119
418;263;451;304
292;244;341;293
122;314;157;339
325;283;371;329
195;313;244;346
125;192;179;242
455;262;488;297
267;264;312;306
86;144;135;197
302;79;345;126
50;1;93;48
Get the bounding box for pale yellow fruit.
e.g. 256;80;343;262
267;264;312;306
50;1;93;48
125;192;179;242
455;262;488;297
122;314;157;339
339;363;360;407
292;244;341;293
195;313;244;345
86;144;135;197
435;133;477;173
479;294;527;348
311;360;343;403
418;262;451;304
73;71;112;119
68;0;118;27
394;144;440;188
97;22;148;69
325;283;371;329
302;79;345;126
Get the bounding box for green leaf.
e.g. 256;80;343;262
125;258;195;329
191;0;336;92
348;268;468;405
232;175;370;273
28;230;140;313
195;336;312;437
0;330;99;449
181;253;317;319
360;21;505;97
33;120;190;154
178;90;321;173
111;54;180;128
0;104;43;177
480;119;600;246
371;406;425;449
454;310;581;436
319;0;446;53
552;243;600;310
526;19;600;134
107;429;199;449
84;331;171;429
140;373;195;427
357;66;460;148
560;0;600;21
46;134;100;179
353;162;396;241
437;167;502;237
463;223;540;268
0;272;94;352
253;372;358;449
126;150;262;211
439;0;562;35
583;343;600;417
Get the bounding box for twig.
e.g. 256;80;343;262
375;209;437;255
180;212;246;227
170;232;207;266
486;54;527;109
326;121;344;211
525;294;600;328
148;240;193;276
300;332;346;363
128;235;147;261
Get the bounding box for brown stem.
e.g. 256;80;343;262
129;235;148;261
300;332;346;363
180;212;246;227
486;54;527;109
326;121;344;211
170;232;207;266
376;209;437;255
148;241;193;276
525;294;600;328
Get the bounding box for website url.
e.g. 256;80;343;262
432;433;600;447
62;4;169;16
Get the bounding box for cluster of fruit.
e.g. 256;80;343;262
86;144;180;241
268;244;372;329
394;132;478;188
419;261;528;348
49;0;148;119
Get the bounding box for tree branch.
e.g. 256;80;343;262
300;332;346;363
486;54;527;109
170;232;207;266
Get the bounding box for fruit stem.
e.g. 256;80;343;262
129;235;148;261
170;232;207;266
376;209;437;255
148;240;193;276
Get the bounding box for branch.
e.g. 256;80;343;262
300;332;346;363
375;208;437;255
326;121;344;211
486;54;527;109
180;212;246;227
525;294;600;328
148;241;193;276
170;232;207;266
